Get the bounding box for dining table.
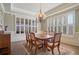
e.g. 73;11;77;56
35;33;54;52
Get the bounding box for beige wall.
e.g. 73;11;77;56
4;13;15;32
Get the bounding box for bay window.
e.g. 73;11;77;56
47;10;75;36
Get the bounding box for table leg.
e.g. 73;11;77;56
42;40;47;52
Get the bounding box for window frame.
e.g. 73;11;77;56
47;10;75;37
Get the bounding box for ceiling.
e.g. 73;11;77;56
2;3;62;15
13;3;61;12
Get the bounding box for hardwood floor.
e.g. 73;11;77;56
11;41;27;55
11;40;79;55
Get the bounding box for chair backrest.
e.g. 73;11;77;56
53;33;61;44
30;32;35;41
26;33;31;41
48;32;56;36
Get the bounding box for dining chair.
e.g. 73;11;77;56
47;32;56;44
46;33;61;55
26;33;31;49
30;32;43;54
48;32;56;36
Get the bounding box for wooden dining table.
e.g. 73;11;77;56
35;33;54;52
35;33;53;40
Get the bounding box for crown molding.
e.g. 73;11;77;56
46;4;79;18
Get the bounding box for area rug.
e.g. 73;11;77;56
22;43;75;55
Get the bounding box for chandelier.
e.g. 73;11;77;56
36;3;46;22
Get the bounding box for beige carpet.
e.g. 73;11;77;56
22;43;75;55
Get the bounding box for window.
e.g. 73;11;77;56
21;18;24;25
25;26;28;33
25;19;28;25
62;15;67;34
63;26;66;34
58;26;61;32
29;19;31;25
16;17;20;25
47;11;74;36
68;25;73;35
16;26;20;34
67;12;74;35
15;17;37;34
68;13;74;25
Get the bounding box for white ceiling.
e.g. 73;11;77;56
2;3;62;15
3;3;11;11
12;3;62;15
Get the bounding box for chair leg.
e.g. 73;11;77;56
35;46;38;54
28;42;30;49
26;41;28;46
27;41;29;47
57;46;60;55
30;44;33;51
52;48;54;55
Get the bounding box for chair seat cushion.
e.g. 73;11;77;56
47;42;53;46
32;40;43;45
32;40;43;48
47;42;58;47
